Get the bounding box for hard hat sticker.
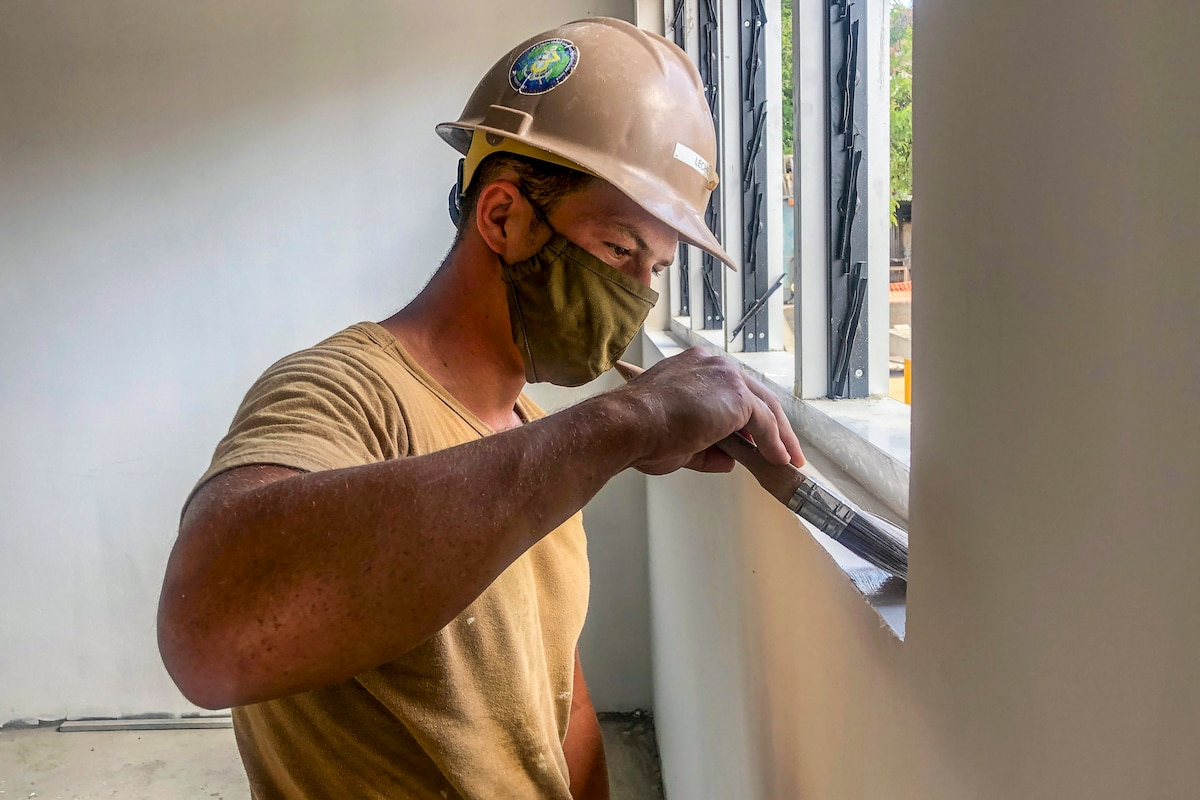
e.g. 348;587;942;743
673;142;712;180
509;39;581;95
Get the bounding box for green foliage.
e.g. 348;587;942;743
890;0;914;221
781;1;794;155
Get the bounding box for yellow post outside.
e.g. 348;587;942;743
904;359;912;405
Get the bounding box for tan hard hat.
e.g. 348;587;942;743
436;17;736;270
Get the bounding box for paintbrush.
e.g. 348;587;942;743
613;360;909;580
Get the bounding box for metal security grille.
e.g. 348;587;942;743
671;0;691;317
734;0;773;351
827;0;870;397
698;0;725;330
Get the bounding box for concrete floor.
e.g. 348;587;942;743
0;713;664;799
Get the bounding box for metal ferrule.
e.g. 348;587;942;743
787;478;855;540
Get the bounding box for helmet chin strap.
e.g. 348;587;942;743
448;158;466;226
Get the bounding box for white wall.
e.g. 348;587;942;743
647;0;1200;797
0;0;636;722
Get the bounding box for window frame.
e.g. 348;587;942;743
659;0;909;523
663;0;889;393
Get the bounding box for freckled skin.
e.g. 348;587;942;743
156;175;804;800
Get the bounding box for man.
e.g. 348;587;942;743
158;17;804;799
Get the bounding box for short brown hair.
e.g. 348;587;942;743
454;153;594;244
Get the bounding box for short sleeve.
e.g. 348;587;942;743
189;344;410;503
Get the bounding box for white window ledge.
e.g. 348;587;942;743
651;324;908;637
663;321;910;522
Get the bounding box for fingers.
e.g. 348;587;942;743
620;347;805;473
736;375;806;468
745;375;807;467
684;446;736;474
737;393;786;466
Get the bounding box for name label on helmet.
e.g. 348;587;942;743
510;38;581;96
673;142;712;181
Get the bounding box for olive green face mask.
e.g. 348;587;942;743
500;232;659;387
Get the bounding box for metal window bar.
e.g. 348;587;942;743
698;0;725;329
737;0;771;351
671;0;691;317
827;0;869;397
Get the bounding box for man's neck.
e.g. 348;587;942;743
379;241;527;432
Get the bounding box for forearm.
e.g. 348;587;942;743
159;393;642;709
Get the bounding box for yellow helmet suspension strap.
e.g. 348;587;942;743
460;130;596;193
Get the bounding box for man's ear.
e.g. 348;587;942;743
475;180;545;262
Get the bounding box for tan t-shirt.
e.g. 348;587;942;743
192;322;590;799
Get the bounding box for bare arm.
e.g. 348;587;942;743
157;348;803;709
159;392;639;709
564;649;609;800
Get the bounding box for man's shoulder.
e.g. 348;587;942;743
260;322;416;388
282;321;394;364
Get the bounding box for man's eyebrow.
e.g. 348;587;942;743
611;222;649;253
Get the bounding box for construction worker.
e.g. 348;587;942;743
157;17;804;800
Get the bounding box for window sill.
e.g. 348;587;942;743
649;325;907;637
665;319;910;521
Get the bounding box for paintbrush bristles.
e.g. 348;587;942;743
787;478;908;580
841;510;909;580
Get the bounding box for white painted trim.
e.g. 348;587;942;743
793;0;831;397
865;0;890;394
636;0;666;32
763;0;786;353
717;0;741;351
59;717;233;732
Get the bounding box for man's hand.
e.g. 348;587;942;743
610;348;806;476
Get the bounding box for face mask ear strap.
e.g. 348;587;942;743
513;183;558;235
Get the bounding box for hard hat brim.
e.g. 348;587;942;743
437;120;738;272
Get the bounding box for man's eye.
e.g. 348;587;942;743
651;266;666;278
608;244;632;258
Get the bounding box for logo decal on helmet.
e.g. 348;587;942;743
509;38;580;96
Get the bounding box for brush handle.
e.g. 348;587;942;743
612;361;908;579
710;429;807;504
612;361;806;503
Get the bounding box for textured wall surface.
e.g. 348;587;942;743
0;0;637;721
646;0;1200;797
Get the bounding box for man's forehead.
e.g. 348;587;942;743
606;216;678;251
560;181;678;258
607;220;654;249
574;189;675;238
